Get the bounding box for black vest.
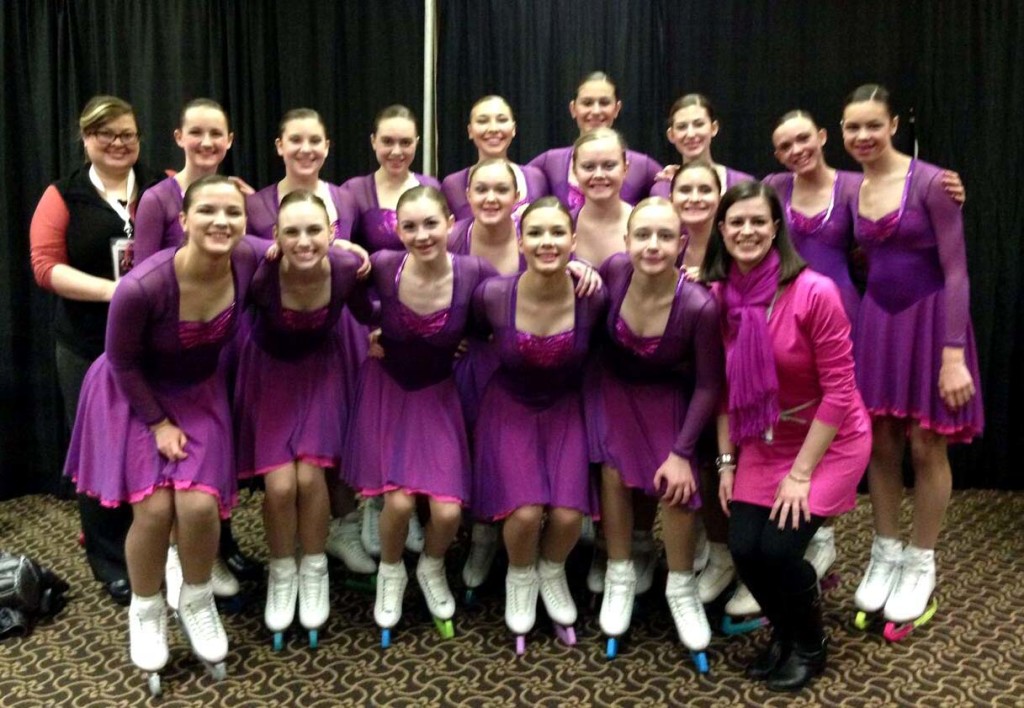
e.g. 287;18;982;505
52;163;160;359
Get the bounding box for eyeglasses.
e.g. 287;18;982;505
89;129;141;146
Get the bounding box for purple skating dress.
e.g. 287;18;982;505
65;240;265;518
340;173;444;254
586;254;723;508
441;163;550;223
134;176;185;264
471;275;608;520
447;219;526;427
234;249;363;478
344;251;498;503
649;164;754;199
852;160;983;442
245;180;367;405
763;171;861;330
528;147;662;209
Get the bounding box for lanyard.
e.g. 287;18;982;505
89;165;136;238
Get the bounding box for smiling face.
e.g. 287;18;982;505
83;113;140;175
180;182;247;258
519;205;576;275
467;161;518;226
468;97;516;159
372;116;419;177
176;106;233;173
276;117;329;180
569;79;622;134
396;194;453;265
841;100;897;166
719;195;778;273
625;202;683;277
671;164;721;230
275;200;332;271
666;104;719;162
772;115;826;176
573;135;627;203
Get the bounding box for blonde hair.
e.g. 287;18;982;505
79;95;135;135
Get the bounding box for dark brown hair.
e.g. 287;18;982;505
700;181;806;284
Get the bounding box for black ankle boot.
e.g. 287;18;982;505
746;629;792;680
767;583;827;692
766;636;827;691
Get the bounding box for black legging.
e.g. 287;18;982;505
56;342;133;585
728;501;823;629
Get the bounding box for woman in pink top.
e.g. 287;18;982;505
704;181;870;692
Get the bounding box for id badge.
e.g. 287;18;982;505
111;237;134;281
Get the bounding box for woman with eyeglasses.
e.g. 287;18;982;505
30;95;161;608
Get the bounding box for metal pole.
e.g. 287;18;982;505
422;0;437;175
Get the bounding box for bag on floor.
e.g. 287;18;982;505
0;552;70;639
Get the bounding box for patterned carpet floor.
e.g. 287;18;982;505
1;490;1022;707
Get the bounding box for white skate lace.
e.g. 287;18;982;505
420;568;451;607
509;575;534;614
184;594;223;643
606;567;635;604
136;604;166;639
667;589;704;631
864;554;898;586
380;573;403;613
270;572;295;610
541;573;572;610
300;573;324;609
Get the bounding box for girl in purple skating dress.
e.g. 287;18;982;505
441;95;549;222
571;128;635;267
135;99;247;264
472;196;608;650
65;176;263;678
341;105;444;254
245;109;374;576
842;85;983;635
591;198;722;662
234;190;364;644
528;72;662;208
651;93;753;200
449;158;602;603
344;186;497;640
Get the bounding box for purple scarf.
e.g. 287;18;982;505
722;249;781;443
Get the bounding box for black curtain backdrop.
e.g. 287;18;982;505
0;0;425;499
436;0;1023;491
2;0;1021;497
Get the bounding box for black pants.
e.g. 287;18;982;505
56;342;132;584
728;501;823;632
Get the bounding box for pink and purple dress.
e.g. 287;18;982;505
134;176;185;264
344;251;498;503
763;171;862;328
441;163;550;222
649;164;754;199
65;240;265;518
852;159;984;442
245;181;367;404
587;254;723;507
716;269;871;516
528;147;662;209
340;173;444;253
471;275;608;520
447;219;526;426
234;249;363;478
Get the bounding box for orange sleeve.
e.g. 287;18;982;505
29;185;70;291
